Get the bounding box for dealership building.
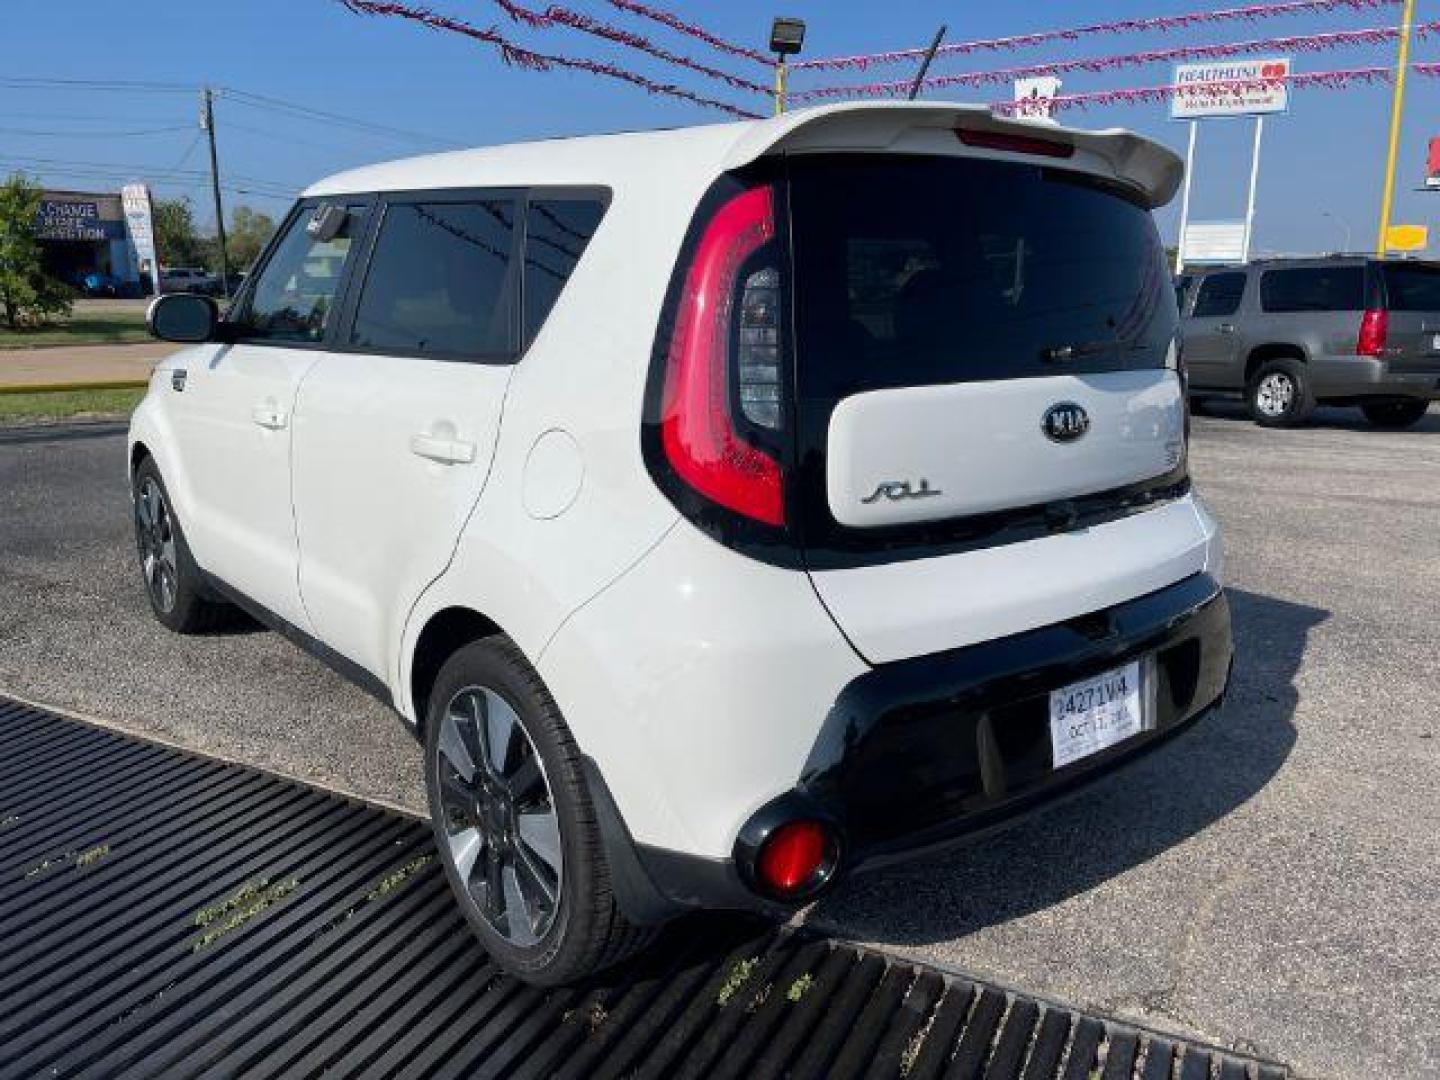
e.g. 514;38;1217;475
35;189;150;293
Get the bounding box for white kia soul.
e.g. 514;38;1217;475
130;102;1232;985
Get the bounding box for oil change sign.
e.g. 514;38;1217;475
1170;58;1291;120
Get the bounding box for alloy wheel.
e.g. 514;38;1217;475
1255;373;1295;418
436;686;563;947
135;478;178;613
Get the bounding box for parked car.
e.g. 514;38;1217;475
159;266;221;295
1177;256;1440;427
131;102;1232;984
77;270;121;297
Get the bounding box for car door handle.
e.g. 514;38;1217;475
1217;323;1237;334
251;403;288;430
409;433;476;465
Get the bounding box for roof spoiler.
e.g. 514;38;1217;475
722;102;1184;210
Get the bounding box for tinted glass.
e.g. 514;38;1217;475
788;156;1175;398
232;203;364;343
351;200;519;357
1260;266;1365;313
1192;273;1247;319
524;199;606;343
1382;263;1440;311
1174;275;1194;312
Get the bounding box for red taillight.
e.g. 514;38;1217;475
1358;309;1389;357
956;127;1075;159
659;184;785;527
756;820;831;896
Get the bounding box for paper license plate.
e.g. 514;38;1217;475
1049;660;1148;769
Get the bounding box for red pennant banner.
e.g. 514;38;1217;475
337;0;763;117
793;0;1401;72
490;0;770;95
599;0;774;67
989;64;1406;114
792;23;1437;103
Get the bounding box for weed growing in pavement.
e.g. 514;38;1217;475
75;844;110;869
192;876;300;951
365;854;435;903
786;972;814;1002
716;957;759;1007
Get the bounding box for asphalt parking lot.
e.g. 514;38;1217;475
2;404;1438;1079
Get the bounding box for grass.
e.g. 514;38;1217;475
0;311;149;350
0;386;144;423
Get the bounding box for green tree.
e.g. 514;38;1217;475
152;196;207;268
0;172;71;330
226;205;276;272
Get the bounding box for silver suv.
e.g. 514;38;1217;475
1177;257;1440;427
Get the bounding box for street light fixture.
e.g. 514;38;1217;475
1322;210;1353;253
770;16;806;116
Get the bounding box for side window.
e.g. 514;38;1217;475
231;203;366;344
1191;272;1247;319
523;198;606;344
349;199;519;358
1260;267;1365;313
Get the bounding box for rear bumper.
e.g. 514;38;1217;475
1310;354;1440;400
612;572;1232;919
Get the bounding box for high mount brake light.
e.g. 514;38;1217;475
956;128;1075;160
659;183;785;527
1357;309;1389;357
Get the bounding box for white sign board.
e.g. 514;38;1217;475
1183;221;1246;264
1171;58;1291;120
1013;76;1063;119
121;183;160;286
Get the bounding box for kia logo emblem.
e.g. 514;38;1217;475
1042;402;1090;443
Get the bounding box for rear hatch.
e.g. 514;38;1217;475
1378;261;1440;374
785;152;1191;662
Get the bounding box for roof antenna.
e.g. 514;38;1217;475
908;25;948;101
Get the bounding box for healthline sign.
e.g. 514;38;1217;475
1170;58;1291;120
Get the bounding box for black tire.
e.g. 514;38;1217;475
424;636;652;985
131;457;233;633
1360;400;1430;429
1246;358;1315;428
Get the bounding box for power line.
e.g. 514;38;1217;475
216;88;463;149
0;76;195;94
0;123;194;138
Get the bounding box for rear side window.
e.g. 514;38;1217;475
1174;275;1194;313
787;155;1175;399
1191;273;1247;319
350;199;519;358
1260;267;1365;313
1381;263;1440;311
524;199;606;343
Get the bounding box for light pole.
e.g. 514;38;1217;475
769;17;806;115
1322;210;1353;253
1376;0;1417;254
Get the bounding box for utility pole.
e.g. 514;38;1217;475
1376;0;1417;255
201;87;231;299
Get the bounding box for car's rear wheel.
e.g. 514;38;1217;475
424;636;651;985
1360;400;1430;429
132;457;233;633
1247;359;1315;427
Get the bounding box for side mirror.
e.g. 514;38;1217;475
147;292;219;344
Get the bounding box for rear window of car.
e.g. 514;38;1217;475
787;155;1175;399
1381;263;1440;311
1260;266;1366;313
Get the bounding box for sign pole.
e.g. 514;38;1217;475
1176;120;1198;273
1377;0;1417;254
1241;115;1265;263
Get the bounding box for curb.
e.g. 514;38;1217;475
0;380;149;395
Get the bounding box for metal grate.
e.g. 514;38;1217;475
0;698;1287;1079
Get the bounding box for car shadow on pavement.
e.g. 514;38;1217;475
806;587;1325;948
1195;397;1440;433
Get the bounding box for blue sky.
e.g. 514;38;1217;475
2;0;1436;254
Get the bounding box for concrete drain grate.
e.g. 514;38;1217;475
0;698;1288;1078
